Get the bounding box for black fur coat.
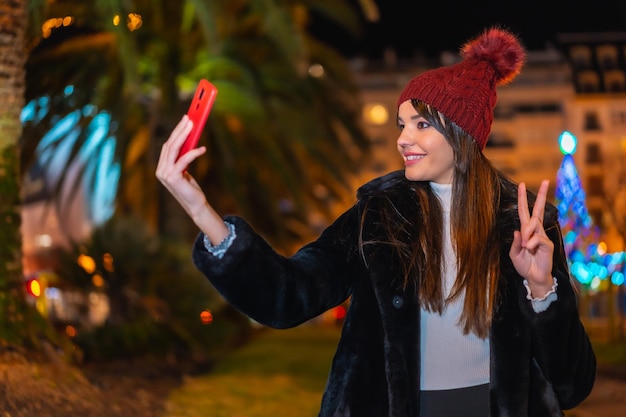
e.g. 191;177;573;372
192;170;596;417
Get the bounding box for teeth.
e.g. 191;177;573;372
406;155;422;161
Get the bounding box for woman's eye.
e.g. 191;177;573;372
417;121;430;129
397;123;405;131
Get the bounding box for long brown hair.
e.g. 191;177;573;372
366;99;503;338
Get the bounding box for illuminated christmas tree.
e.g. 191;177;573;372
555;131;625;289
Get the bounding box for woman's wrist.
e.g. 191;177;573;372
524;277;558;301
192;201;230;244
203;221;236;259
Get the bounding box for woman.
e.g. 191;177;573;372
156;27;596;416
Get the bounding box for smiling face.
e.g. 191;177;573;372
396;100;455;184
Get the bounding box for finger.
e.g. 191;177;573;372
168;117;194;159
517;182;530;225
159;118;194;172
175;146;206;171
531;179;550;223
509;230;522;259
522;232;553;253
519;213;549;246
157;117;194;179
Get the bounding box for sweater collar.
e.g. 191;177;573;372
430;182;452;213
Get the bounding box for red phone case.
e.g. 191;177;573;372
177;79;218;160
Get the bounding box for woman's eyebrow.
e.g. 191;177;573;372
397;114;422;122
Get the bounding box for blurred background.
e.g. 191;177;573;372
3;0;625;365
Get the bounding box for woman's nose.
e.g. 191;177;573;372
397;131;412;148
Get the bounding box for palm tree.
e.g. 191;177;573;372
0;0;58;347
17;0;378;334
22;0;378;252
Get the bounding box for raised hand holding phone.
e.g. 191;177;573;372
156;114;231;247
176;79;217;161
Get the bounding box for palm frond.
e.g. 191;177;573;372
23;0;373;250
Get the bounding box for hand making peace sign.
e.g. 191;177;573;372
509;180;555;298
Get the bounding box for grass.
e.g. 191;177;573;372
162;323;626;417
592;339;626;379
163;324;342;417
593;340;626;363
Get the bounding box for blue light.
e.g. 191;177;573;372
570;249;585;263
82;104;98;117
79;113;111;159
37;110;81;150
90;136;120;225
23;87;120;230
559;131;577;155
21;95;50;124
45;287;61;299
611;272;624;286
76;112;119;225
564;230;577;245
555;154;592;229
21;100;36;123
42;127;80;185
587;243;598;259
572;261;591;284
612;252;625;264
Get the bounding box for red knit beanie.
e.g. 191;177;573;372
397;27;525;150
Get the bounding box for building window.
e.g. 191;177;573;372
485;132;514;148
596;44;619;71
585;143;602;164
570;45;593;71
539;103;561;113
515;103;561;114
577;71;600;93
583;112;602;131
603;70;626;92
586;174;604;196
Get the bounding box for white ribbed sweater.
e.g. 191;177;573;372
420;182;490;390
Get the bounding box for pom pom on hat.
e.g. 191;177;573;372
461;27;525;86
397;27;525;149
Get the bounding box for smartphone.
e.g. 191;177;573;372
177;79;218;161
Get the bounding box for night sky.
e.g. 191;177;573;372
313;0;626;58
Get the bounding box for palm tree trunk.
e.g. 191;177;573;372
0;0;35;344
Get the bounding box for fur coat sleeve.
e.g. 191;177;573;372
191;205;363;329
